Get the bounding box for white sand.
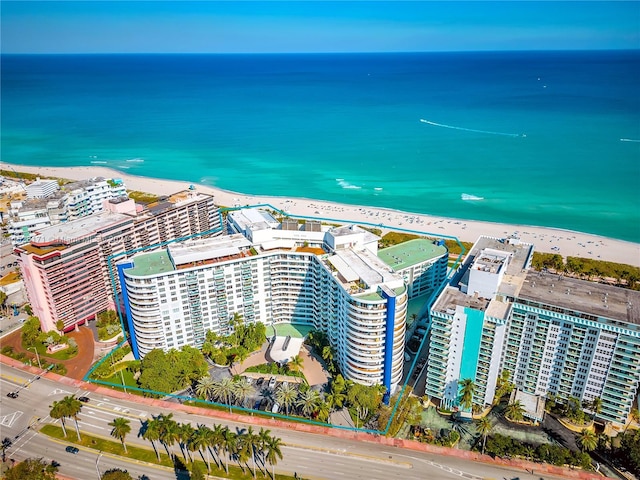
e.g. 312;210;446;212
4;163;639;267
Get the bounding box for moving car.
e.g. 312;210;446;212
65;446;79;454
78;396;90;403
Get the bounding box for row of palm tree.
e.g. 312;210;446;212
196;368;336;421
141;413;283;479
195;375;255;411
275;384;329;419
49;395;83;440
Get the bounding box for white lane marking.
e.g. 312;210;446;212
77;420;106;430
48;388;71;396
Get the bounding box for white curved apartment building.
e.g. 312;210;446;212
119;223;445;394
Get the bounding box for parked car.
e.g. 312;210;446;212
65;446;79;454
271;402;280;414
268;377;277;389
404;352;411;362
256;377;264;386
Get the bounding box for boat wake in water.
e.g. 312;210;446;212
620;138;640;143
420;119;525;138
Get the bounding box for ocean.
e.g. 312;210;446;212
2;51;639;242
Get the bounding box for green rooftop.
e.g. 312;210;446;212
127;250;175;277
378;239;447;272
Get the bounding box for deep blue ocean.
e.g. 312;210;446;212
2;51;639;242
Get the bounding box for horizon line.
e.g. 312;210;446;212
2;48;639;56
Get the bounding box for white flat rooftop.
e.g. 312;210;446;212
30;212;133;244
168;234;252;265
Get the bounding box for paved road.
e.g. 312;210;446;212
0;364;585;480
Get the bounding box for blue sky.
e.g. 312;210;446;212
2;1;639;53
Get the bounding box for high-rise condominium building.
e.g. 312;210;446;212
118;218;448;394
426;235;640;425
15;191;222;332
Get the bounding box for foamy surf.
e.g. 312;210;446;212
90;161;107;164
420;119;525;138
461;193;484;201
126;158;145;163
336;178;361;190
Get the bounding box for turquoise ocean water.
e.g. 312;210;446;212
1;51;639;242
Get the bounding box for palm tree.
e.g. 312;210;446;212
233;430;250;475
276;383;298;416
220;426;236;474
61;395;83;440
49;400;68;437
177;369;196;390
264;435;283;480
212;377;236;412
158;414;180;458
505;400;526;422
257;427;272;470
321;345;334;364
230;312;243;347
476;417;492;454
1;437;12;463
233;378;254;408
192;425;213;472
288;355;304;373
178;423;195;462
243;426;260;479
588;397;603;420
210;424;226;469
297;389;321;418
142;417;162;461
108;417;131;453
316;400;331;422
458;378;476;412
577;428;598;452
624;407;640;432
195;376;216;401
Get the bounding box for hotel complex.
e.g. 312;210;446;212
118;211;448;394
15;191;222;332
6;177;128;245
426;236;640;425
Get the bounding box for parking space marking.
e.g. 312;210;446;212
0;410;23;427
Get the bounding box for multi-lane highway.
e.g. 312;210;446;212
0;364;575;480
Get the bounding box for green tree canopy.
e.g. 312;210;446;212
4;457;58;480
21;317;42;347
101;469;133;480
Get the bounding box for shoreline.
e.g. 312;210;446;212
3;162;639;267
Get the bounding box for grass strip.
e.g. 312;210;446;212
40;424;296;479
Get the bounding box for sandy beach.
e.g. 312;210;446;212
3;163;639;267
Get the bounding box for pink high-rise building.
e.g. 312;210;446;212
16;191;222;332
